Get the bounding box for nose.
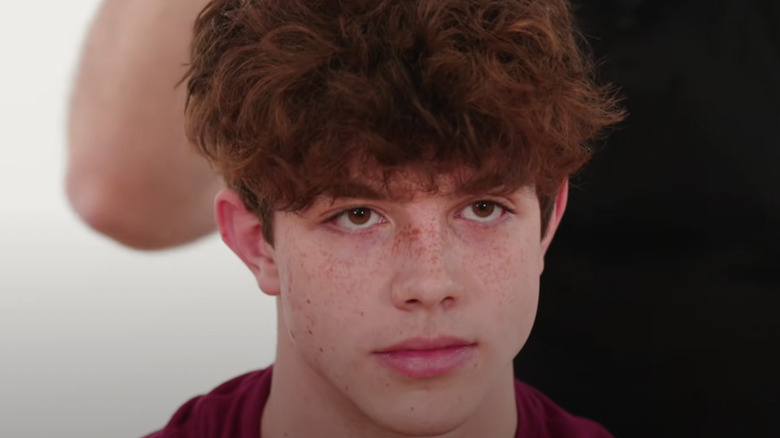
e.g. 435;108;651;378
390;222;462;311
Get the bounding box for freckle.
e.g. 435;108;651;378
410;406;415;411
307;329;313;335
319;347;324;353
306;299;311;304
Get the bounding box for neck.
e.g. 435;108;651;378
261;306;518;438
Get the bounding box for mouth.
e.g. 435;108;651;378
374;337;477;379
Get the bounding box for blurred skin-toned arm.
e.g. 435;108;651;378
66;0;221;250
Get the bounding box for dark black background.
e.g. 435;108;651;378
514;0;780;436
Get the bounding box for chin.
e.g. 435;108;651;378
368;400;471;437
380;417;463;437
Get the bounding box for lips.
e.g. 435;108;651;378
374;337;476;379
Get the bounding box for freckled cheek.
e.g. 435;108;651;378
280;248;383;357
276;253;317;341
470;239;539;316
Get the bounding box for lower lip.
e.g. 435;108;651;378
375;345;476;379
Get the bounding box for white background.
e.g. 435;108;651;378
0;1;277;436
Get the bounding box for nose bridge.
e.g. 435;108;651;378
391;214;459;309
405;221;444;269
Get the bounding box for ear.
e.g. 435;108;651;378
538;180;569;274
214;188;280;296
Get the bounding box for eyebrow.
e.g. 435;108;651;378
324;176;519;202
325;182;388;201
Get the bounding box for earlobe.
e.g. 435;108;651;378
539;180;569;273
215;189;281;296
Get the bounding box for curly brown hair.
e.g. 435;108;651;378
185;0;623;243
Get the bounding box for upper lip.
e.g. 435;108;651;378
376;336;475;353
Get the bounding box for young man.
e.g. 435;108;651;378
144;0;622;436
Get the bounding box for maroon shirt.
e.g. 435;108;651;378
143;367;612;438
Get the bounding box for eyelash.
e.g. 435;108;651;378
325;199;513;232
326;207;386;232
458;200;513;223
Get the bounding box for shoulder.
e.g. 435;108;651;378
514;379;614;438
142;367;273;438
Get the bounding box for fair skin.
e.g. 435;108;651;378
217;169;568;438
67;0;221;249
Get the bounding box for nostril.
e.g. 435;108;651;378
440;296;456;309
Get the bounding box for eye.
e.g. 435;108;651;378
460;200;506;223
331;207;385;230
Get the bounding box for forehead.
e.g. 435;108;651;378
323;160;528;202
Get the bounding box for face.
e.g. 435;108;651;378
219;171;566;436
